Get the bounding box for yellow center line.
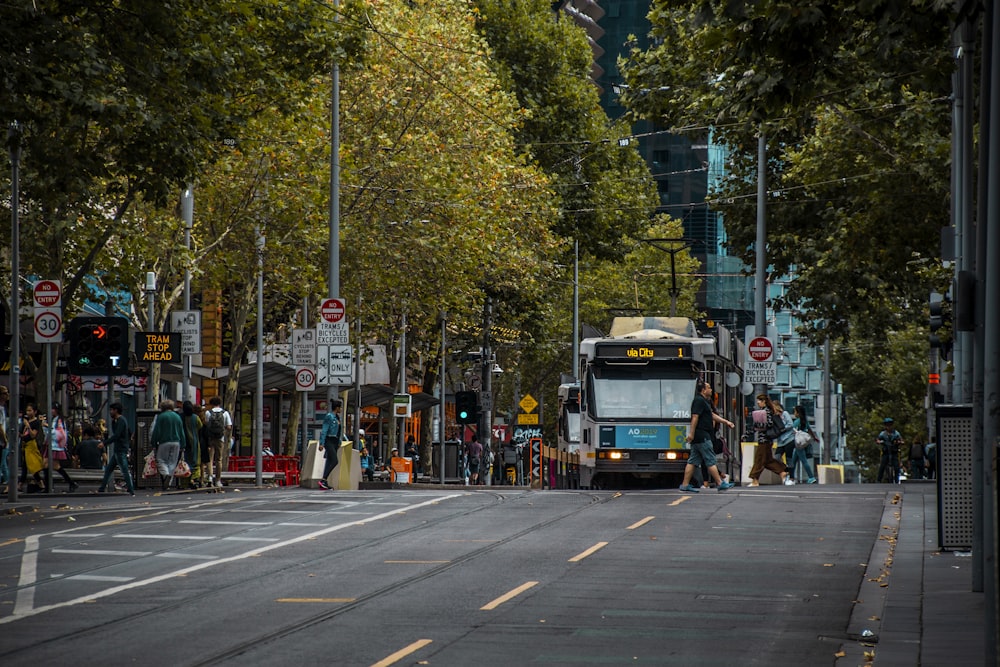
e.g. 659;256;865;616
480;580;539;610
627;516;655;530
670;496;691;506
370;639;433;667
568;541;608;562
276;597;355;603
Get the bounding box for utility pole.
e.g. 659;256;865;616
7;122;22;503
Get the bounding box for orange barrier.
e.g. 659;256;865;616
227;456;300;486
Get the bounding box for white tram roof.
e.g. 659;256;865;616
608;317;698;339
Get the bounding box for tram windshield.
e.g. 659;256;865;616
590;376;696;420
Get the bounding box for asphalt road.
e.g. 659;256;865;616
0;485;893;666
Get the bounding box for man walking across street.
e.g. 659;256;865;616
679;380;735;493
98;401;135;495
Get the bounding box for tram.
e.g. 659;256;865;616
574;317;747;489
556;382;581;454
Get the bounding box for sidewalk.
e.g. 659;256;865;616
870;482;987;667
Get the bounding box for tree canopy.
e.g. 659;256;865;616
620;0;956;446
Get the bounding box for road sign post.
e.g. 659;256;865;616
745;335;776;385
33;280;63;343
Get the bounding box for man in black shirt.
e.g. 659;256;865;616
679;381;735;493
76;425;105;469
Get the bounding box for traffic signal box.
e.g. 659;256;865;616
455;390;479;424
928;291;953;359
69;317;129;375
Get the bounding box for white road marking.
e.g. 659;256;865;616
68;575;133;582
1;494;463;624
52;549;152;557
13;536;40;615
114;535;213;540
222;537;280;542
179;520;273;526
156;553;217;560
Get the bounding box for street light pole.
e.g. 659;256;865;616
753;133;768;396
180;186;193;404
7;122;21;503
146;272;156;409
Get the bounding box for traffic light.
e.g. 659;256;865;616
69;317;129;375
455;390;479;424
929;291;951;358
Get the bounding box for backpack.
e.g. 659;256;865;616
206;410;226;440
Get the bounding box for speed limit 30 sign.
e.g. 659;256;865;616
295;367;317;392
34;309;63;343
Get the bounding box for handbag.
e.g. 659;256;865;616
24;440;44;474
794;429;812;449
174;457;192;478
142;450;158;477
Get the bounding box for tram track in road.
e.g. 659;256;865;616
0;489;610;664
186;490;613;667
0;491;486;627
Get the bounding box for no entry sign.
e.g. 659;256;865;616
748;336;774;362
33;280;61;308
320;298;346;323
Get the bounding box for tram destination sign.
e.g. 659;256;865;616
595;341;692;361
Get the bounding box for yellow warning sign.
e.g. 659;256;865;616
519;393;538;413
517;413;539;425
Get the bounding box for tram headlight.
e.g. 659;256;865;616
609;451;622;460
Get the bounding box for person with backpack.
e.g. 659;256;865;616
748;394;791;487
203;396;232;489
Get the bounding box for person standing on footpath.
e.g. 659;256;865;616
679;380;735;493
790;405;818;484
317;399;343;490
180;400;203;488
748;394;791;487
876;417;904;483
20;404;48;492
908;435;926;480
203;396;232;488
46;403;78;492
773;404;796;485
0;385;9;493
150;399;184;491
98;402;135;495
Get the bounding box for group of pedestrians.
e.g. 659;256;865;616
142;396;233;492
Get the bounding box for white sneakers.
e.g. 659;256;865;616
784;478;796;486
748;479;760;487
